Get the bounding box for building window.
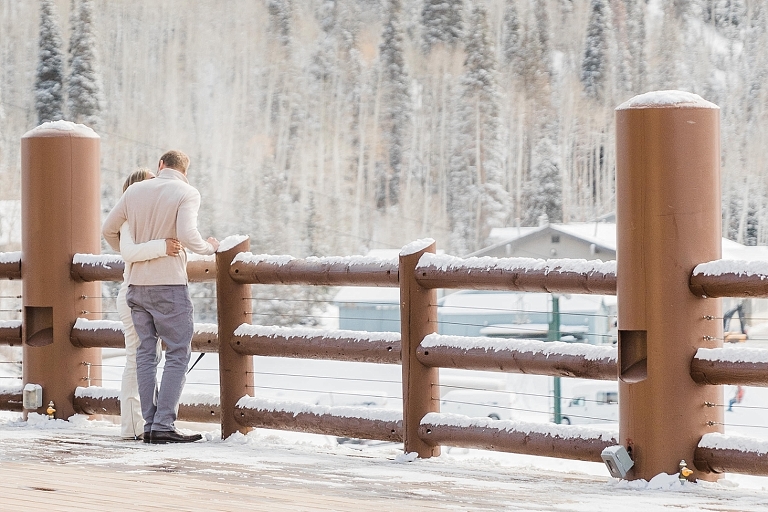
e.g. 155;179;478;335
551;235;560;243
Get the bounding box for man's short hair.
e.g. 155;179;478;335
160;150;190;173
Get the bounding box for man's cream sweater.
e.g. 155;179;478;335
102;168;216;285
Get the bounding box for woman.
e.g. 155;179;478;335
117;168;182;439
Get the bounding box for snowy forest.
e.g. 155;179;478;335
1;0;767;259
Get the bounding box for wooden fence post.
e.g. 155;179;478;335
216;237;253;438
400;239;440;457
616;91;723;481
21;122;103;420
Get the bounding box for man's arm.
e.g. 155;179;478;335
119;222;172;263
102;195;128;252
176;189;217;255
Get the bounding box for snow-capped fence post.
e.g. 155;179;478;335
615;91;723;481
399;239;440;458
20;122;103;420
216;236;254;438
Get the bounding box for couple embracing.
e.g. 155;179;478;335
102;150;219;444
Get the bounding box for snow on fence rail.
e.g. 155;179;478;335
229;253;399;286
691;346;768;386
73;386;221;424
235;396;403;443
418;413;618;463
690;260;768;298
232;324;401;364
418;334;617;381
71;253;216;283
70;318;219;353
414;254;617;294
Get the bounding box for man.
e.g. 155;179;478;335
102;150;219;444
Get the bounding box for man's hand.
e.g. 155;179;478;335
165;238;182;256
208;237;220;252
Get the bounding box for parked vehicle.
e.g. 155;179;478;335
560;383;618;425
440;389;516;420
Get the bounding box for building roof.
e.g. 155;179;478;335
484;221;762;261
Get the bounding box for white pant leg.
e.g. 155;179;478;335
118;284;146;438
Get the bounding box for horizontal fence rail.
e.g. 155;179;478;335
73;387;221;423
691;347;768;386
0;321;22;346
690;260;768;298
70;319;219;353
232;324;401;364
414;254;617;295
0;386;22;412
695;433;768;476
235;396;403;443
71;254;216;283
418;413;617;462
417;334;618;381
229;254;399;286
0;253;21;280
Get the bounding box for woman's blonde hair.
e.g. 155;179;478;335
122;167;155;193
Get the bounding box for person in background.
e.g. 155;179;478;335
103;150;219;444
116;168;182;440
728;385;745;412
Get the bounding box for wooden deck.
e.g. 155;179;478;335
1;459;448;512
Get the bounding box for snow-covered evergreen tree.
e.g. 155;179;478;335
581;0;609;100
448;4;509;254
518;0;551;95
376;0;410;209
522;135;562;226
421;0;464;52
707;0;747;34
67;0;103;127
267;0;293;48
624;0;646;93
35;0;65;124
501;0;522;68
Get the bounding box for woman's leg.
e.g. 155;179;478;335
118;285;145;438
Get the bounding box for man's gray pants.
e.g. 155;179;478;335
126;285;194;434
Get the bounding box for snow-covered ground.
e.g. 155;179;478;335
3;338;768;509
1;409;768;511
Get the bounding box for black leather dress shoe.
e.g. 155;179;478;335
143;433;151;444
149;430;203;444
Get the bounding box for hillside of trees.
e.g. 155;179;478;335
1;0;767;258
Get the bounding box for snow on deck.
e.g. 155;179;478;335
422;333;617;362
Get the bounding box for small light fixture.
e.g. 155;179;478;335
22;383;43;410
601;445;634;479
